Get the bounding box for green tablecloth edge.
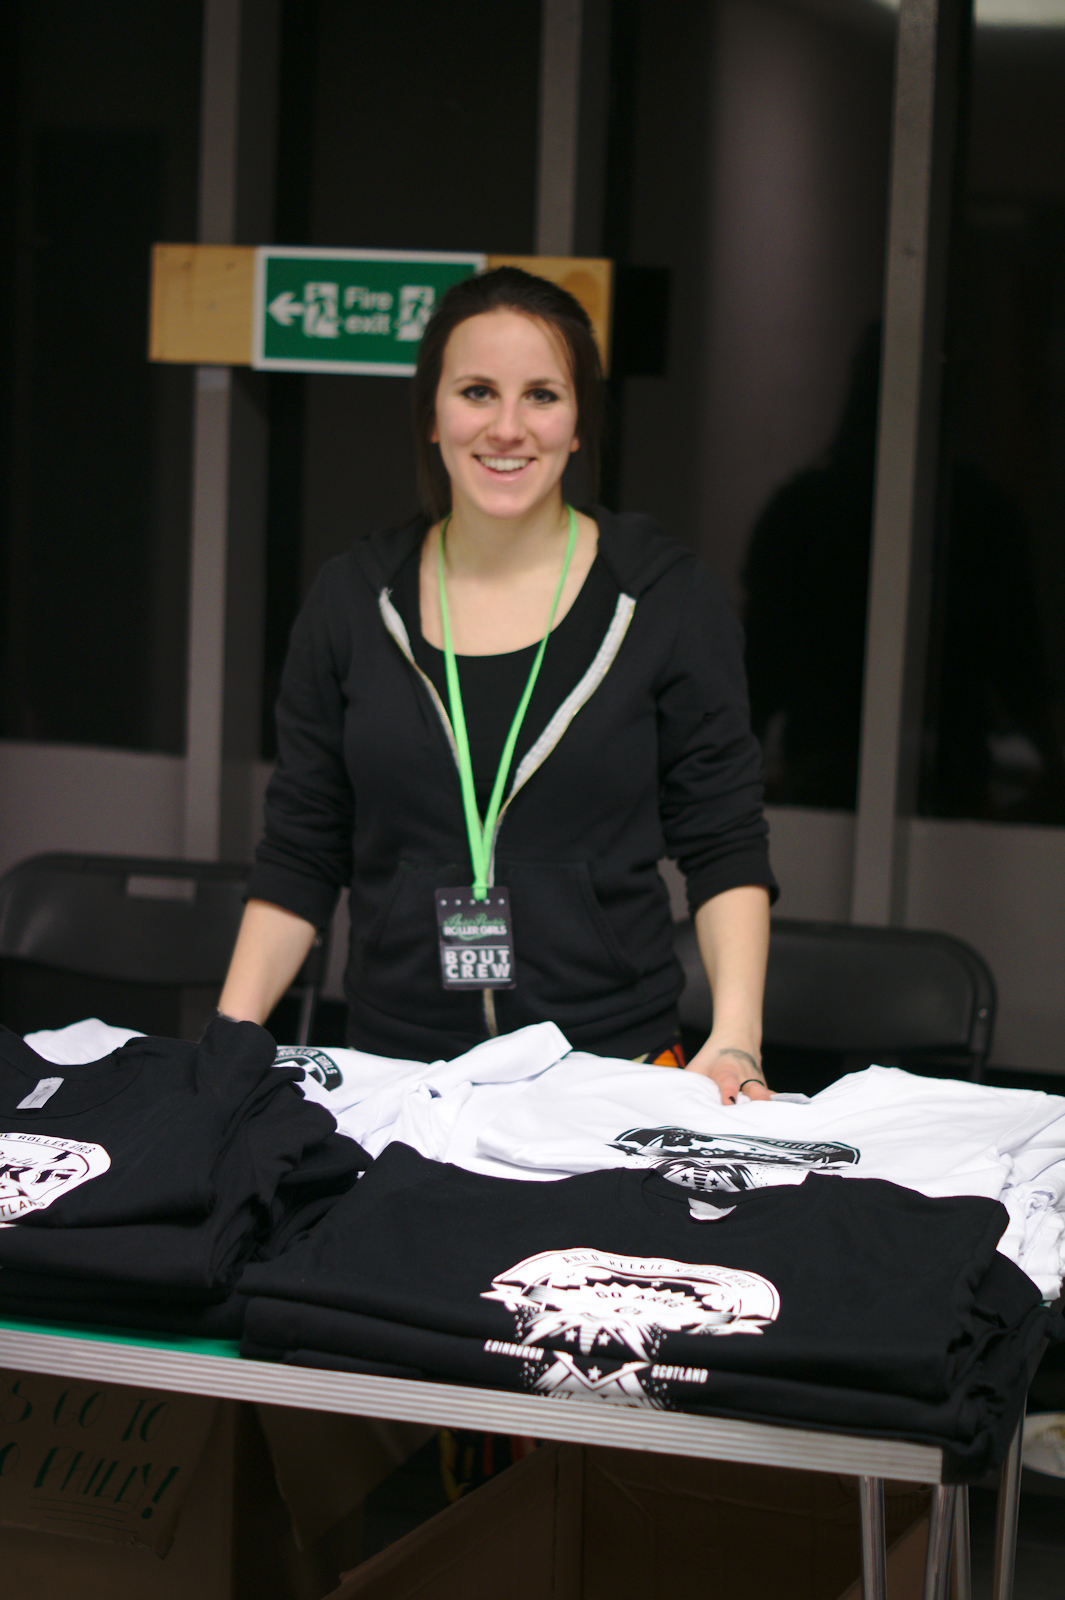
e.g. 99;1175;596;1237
0;1313;241;1359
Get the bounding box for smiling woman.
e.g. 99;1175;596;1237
221;267;778;1103
411;267;604;525
419;310;597;658
430;312;580;541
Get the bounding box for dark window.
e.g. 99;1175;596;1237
605;0;896;811
0;1;202;753
260;0;542;758
921;18;1065;824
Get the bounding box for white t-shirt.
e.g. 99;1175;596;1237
471;1055;1065;1294
273;1022;570;1160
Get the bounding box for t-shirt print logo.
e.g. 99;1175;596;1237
532;1351;656;1407
0;1131;111;1223
482;1247;780;1362
274;1047;343;1092
608;1127;859;1192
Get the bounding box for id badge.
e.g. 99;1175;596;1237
435;887;516;990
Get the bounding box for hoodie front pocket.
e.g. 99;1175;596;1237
499;860;644;1006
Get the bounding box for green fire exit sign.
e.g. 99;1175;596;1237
251;247;486;374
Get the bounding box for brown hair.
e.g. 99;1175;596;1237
411;266;604;521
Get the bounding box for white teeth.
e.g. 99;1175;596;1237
479;457;528;473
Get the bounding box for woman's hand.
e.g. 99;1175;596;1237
686;1037;771;1104
682;885;772;1104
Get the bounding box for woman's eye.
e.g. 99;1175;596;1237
461;384;492;401
528;388;559;404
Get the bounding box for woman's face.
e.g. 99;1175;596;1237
432;309;579;525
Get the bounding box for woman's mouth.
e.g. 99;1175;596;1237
476;456;531;475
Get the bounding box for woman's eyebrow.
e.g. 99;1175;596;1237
451;372;568;386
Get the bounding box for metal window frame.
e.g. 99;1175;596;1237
852;0;972;924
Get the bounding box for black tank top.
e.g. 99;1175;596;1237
392;543;619;812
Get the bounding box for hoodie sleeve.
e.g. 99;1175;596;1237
654;558;778;913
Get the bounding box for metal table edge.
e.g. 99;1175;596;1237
0;1325;944;1481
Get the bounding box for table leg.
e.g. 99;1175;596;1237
951;1484;971;1600
991;1407;1025;1600
923;1484;958;1600
859;1475;887;1600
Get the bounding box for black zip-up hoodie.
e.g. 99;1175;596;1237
249;508;776;1061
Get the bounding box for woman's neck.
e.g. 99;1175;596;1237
420;500;599;656
440;496;570;579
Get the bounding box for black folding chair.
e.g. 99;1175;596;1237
0;852;327;1045
675;915;996;1085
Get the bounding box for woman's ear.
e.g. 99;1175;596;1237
570;435;580;454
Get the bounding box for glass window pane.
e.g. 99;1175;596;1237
610;0;897;810
0;2;201;754
920;10;1065;822
260;0;542;759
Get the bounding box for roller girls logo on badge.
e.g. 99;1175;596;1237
0;1132;110;1224
480;1247;780;1408
435;888;516;989
608;1127;859;1192
274;1047;344;1092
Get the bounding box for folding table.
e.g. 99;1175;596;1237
0;1320;1026;1600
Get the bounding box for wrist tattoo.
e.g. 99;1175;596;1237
716;1047;762;1077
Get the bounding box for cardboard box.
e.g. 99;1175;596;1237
0;1397;360;1600
324;1441;931;1600
0;1365;218;1554
0;1400;236;1600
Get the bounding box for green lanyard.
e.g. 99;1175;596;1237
438;504;578;901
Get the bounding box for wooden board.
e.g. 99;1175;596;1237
148;247;613;371
149;244;256;365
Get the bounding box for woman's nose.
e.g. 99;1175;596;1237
486;396;524;443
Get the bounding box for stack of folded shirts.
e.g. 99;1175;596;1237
26;1020;1065;1301
262;1026;1065;1300
0;1017;369;1334
240;1142;1062;1481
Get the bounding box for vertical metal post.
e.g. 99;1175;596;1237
184;0;241;859
185;365;235;859
536;0;583;255
991;1409;1025;1600
952;1483;971;1600
923;1485;958;1600
183;0;279;862
850;0;969;924
859;1476;887;1600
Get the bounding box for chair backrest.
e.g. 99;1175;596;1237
0;852;326;1044
674;915;996;1080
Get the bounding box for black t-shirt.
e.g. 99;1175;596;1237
0;1019;368;1293
240;1143;1033;1399
393;543;620;812
241;1276;1050;1482
240;1144;1058;1479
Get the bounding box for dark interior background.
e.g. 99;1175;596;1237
2;1;1063;826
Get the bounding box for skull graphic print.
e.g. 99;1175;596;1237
483;1247;779;1360
0;1131;111;1224
608;1127;859;1192
481;1247;780;1407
